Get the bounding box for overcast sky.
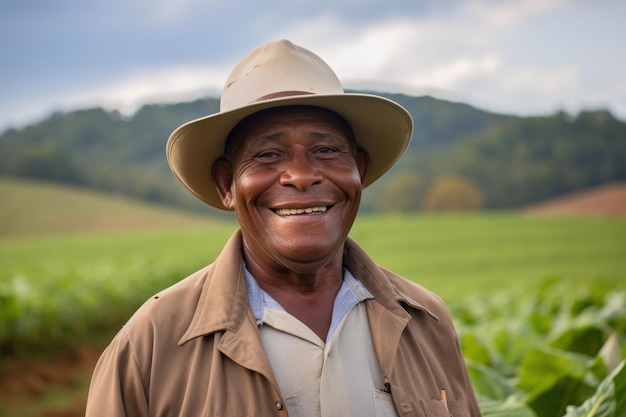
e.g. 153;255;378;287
1;0;624;132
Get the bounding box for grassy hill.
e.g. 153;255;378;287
0;177;220;238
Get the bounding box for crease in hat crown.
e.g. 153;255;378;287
166;39;413;210
220;40;344;112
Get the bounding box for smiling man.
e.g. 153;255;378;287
86;40;482;417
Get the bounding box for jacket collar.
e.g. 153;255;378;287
179;230;438;346
179;230;250;345
343;236;439;321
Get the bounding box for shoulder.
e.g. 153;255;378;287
381;267;448;315
122;264;214;341
343;238;450;320
94;264;215;377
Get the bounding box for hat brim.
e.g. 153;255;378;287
166;93;413;210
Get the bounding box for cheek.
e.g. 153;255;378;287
336;166;365;195
232;168;274;205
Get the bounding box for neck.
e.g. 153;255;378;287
244;251;344;295
243;249;344;341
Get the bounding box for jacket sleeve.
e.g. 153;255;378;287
85;329;149;417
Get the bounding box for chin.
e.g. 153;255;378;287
275;240;343;265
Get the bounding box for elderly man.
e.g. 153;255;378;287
86;40;481;417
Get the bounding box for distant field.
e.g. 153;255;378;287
351;213;626;299
0;177;217;237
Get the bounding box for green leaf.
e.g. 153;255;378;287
529;376;596;417
549;325;606;357
563;360;626;417
461;332;495;366
466;359;518;400
477;395;538;417
518;346;590;396
518;346;596;417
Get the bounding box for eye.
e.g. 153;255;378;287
256;149;282;161
314;146;338;154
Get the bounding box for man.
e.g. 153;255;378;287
86;40;481;417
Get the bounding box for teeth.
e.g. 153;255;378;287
275;206;327;216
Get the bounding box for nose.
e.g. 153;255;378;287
279;149;323;190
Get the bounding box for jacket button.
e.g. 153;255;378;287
275;401;283;410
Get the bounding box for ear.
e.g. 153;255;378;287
213;158;235;210
356;149;369;185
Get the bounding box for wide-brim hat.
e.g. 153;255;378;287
167;39;413;210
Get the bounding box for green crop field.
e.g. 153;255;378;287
1;213;625;349
1;200;625;415
351;213;626;300
2;213;624;353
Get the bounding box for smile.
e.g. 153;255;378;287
274;206;328;216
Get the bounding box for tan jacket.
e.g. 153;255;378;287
86;230;481;417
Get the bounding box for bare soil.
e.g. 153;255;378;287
0;345;104;417
524;182;626;217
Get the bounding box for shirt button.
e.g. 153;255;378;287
275;401;283;410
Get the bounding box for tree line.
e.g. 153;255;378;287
1;93;624;214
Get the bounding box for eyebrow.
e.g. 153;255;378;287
308;132;354;148
246;132;285;149
250;130;348;147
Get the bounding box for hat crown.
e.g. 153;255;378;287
220;40;344;112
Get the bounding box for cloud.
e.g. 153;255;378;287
453;65;582;115
461;0;568;30
0;63;229;129
269;9;507;92
498;66;580;96
1;0;625;131
412;54;501;89
134;0;225;24
64;64;229;116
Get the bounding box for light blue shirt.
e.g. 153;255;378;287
244;265;373;342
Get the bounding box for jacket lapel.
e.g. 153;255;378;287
177;229;278;382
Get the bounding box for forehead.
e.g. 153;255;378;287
226;106;355;152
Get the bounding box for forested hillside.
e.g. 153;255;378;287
0;99;220;213
364;108;626;211
1;93;624;213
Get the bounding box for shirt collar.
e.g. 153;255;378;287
244;263;373;324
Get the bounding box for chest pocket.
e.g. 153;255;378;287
374;390;400;417
420;399;470;417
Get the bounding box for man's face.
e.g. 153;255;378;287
214;106;368;274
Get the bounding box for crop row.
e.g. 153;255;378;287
0;225;237;354
454;279;625;416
